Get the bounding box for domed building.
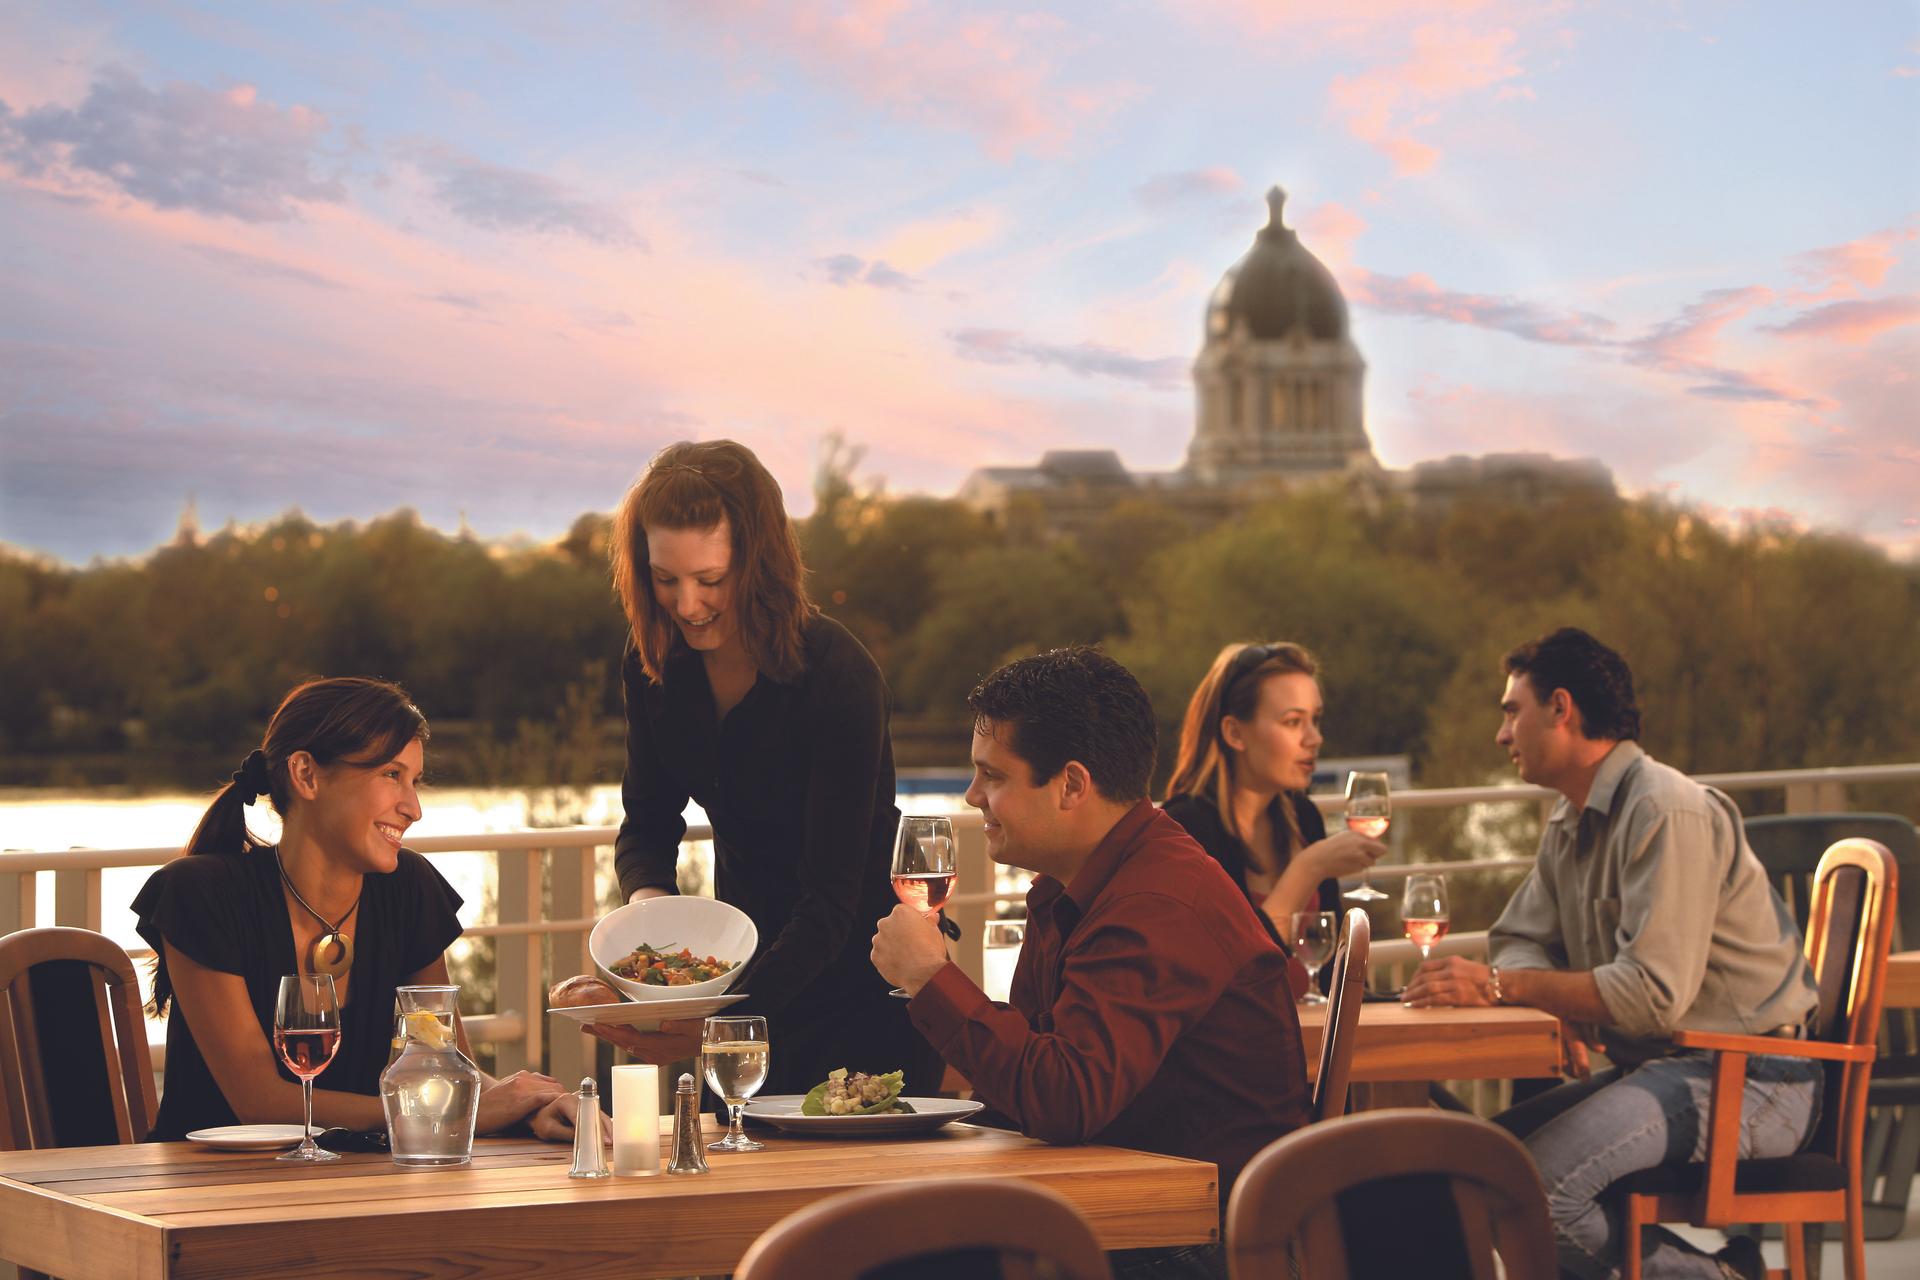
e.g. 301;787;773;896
957;184;1608;534
1188;187;1375;485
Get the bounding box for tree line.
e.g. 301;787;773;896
4;458;1918;812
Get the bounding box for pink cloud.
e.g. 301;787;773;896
670;2;1129;158
1764;297;1920;343
1299;201;1367;273
1326;23;1527;175
1786;225;1916;302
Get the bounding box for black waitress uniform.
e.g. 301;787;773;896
616;613;936;1095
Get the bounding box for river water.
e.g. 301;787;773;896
0;783;982;970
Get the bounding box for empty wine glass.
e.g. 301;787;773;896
1342;771;1391;902
1290;911;1337;1005
274;973;341;1163
887;815;956;997
702;1015;770;1153
1402;873;1450;961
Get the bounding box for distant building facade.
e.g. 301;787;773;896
958;186;1612;535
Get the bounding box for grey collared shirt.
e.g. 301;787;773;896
1488;741;1817;1066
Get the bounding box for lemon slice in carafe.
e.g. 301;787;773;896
402;1010;454;1050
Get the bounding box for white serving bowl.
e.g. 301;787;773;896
589;896;758;1001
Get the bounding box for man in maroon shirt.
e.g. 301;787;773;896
872;646;1311;1279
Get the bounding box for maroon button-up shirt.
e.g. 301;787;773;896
910;800;1311;1199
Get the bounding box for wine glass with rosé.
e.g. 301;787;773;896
1342;771;1392;902
274;973;342;1162
886;815;957;997
1401;873;1450;961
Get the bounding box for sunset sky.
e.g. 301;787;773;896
1;1;1915;564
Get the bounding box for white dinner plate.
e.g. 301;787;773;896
744;1096;985;1137
184;1124;310;1150
546;992;748;1028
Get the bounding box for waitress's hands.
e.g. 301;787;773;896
627;886;671;904
583;1017;704;1063
476;1069;566;1134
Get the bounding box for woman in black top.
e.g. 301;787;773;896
1162;642;1387;943
134;678;573;1141
600;440;933;1095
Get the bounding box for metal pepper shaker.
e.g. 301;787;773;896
666;1072;710;1175
568;1077;611;1179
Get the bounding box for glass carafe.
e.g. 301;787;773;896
379;984;481;1167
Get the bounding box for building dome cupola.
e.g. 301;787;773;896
1205;186;1350;343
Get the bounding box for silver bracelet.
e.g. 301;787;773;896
1488;966;1505;1005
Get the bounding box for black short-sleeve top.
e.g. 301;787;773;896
1159;791;1338;947
132;847;463;1141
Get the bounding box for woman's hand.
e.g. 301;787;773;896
627;886;671;904
475;1069;566;1134
1299;831;1388;880
526;1091;582;1143
583;1017;705;1064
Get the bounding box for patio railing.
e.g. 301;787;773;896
2;761;1914;1088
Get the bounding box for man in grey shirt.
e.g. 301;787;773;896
1404;627;1818;1280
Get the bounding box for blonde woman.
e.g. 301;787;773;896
1162;643;1386;940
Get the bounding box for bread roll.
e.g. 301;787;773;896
549;974;622;1008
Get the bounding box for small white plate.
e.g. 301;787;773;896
546;992;748;1028
744;1096;985;1137
184;1124;310;1151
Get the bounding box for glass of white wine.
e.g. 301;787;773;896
1342;770;1391;902
702;1014;769;1153
1290;911;1337;1005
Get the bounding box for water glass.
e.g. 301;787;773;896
702;1015;769;1153
1291;911;1337;1005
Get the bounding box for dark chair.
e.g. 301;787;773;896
1312;908;1370;1122
733;1178;1113;1280
1225;1109;1556;1279
1746;812;1920;1243
1615;838;1898;1280
0;926;157;1151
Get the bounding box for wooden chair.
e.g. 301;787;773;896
1312;907;1369;1122
0;926;157;1151
1225;1108;1556;1279
1745;812;1920;1243
1614;838;1898;1280
734;1178;1112;1280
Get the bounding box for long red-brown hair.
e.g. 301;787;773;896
610;440;815;683
1165;641;1320;864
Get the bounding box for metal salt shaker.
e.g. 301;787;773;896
568;1077;611;1179
666;1072;710;1175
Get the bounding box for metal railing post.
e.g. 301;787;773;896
0;871;32;936
952;818;990;987
547;844;598;1085
492;848;545;1074
54;867;101;930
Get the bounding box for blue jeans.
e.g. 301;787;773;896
1497;1052;1822;1279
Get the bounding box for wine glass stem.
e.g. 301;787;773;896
300;1078;315;1153
727;1102;746;1145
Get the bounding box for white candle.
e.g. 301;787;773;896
612;1064;660;1176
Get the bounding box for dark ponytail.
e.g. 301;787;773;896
183;678;429;857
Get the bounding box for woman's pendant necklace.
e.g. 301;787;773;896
276;849;360;981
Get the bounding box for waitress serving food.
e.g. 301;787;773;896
597;439;937;1096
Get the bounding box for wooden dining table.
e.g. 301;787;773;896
0;1122;1218;1280
1295;1000;1563;1108
1884;949;1920;1010
1295;999;1563;1084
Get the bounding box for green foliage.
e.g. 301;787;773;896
3;479;1916;808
